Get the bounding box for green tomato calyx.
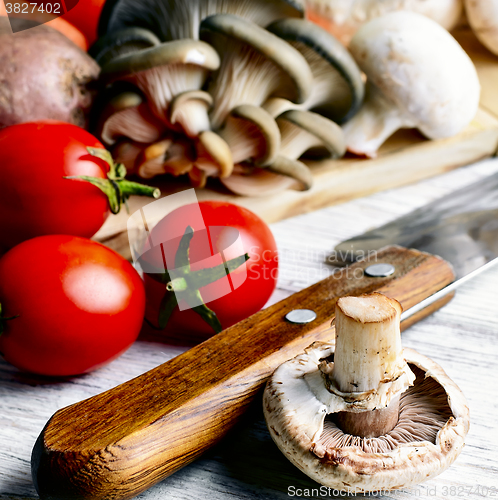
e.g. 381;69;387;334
64;147;161;214
157;226;249;334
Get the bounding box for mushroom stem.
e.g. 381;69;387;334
324;293;415;437
342;83;411;158
334;394;400;439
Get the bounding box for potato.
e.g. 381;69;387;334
0;18;100;128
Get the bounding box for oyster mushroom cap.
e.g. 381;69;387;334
266;156;313;190
277;109;345;160
267;18;364;123
99;39;220;124
263;343;469;492
169;90;213;138
221;157;311;196
306;0;463;47
98;91;165;145
89;27;161;67
162;138;196;176
195;130;234;178
99;38;220;81
343;11;480;157
135;137;174;179
98;0;305;41
200;13;313;128
219;104;281;166
465;0;498;56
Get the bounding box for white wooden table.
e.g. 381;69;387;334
1;159;498;500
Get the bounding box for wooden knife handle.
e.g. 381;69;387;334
31;246;454;500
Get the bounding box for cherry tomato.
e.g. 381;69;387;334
141;201;278;339
0;235;145;376
0;121;158;253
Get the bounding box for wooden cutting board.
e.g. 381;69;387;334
94;27;498;259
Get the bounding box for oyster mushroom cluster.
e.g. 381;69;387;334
91;0;364;196
264;293;469;492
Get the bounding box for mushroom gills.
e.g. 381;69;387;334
267;18;365;123
314;365;454;455
200;14;313;129
218;104;280;166
99;92;165;146
99;39;220;125
277;109;346;160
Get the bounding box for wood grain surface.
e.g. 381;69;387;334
1;159;498;500
31;246;455;500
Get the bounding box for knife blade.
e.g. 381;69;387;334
333;170;498;279
333;171;498;320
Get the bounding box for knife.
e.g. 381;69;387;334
32;246;455;500
333;170;498;321
32;171;498;500
333;170;498;279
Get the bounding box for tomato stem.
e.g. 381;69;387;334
157;226;249;334
0;303;19;336
166;277;188;292
64;147;161;214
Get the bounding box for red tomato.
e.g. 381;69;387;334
141;201;278;339
0;122;108;251
0;121;158;253
61;0;106;46
0;235;145;376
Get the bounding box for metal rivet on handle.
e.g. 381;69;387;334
364;263;396;278
285;309;317;324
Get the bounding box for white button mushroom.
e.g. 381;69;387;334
306;0;463;47
465;0;498;56
263;293;469;492
342;11;480;158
